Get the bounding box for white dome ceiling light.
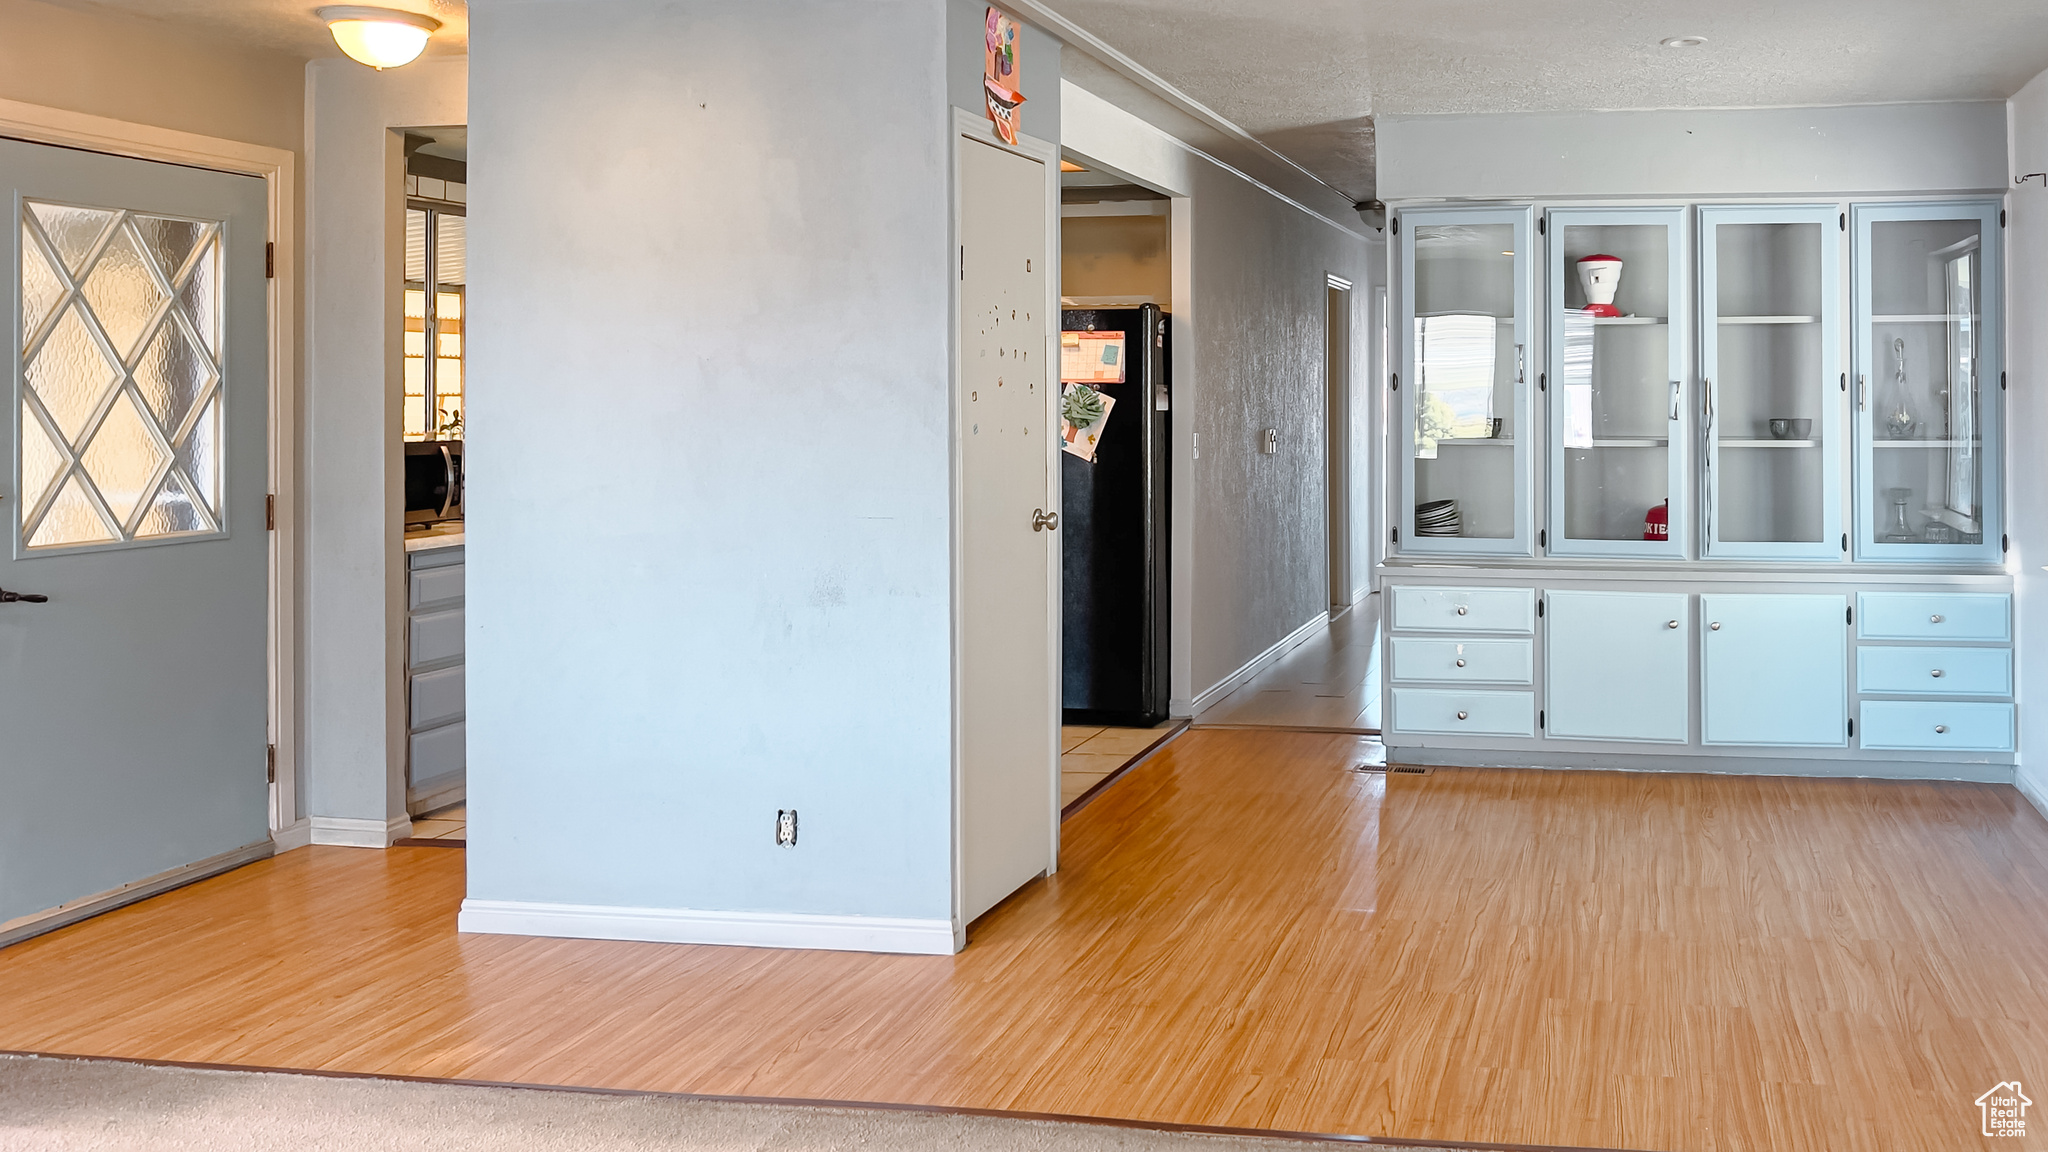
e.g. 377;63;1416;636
1659;35;1709;49
317;6;442;69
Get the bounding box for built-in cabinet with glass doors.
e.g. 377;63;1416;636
1384;198;2012;774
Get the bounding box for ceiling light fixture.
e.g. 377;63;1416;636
317;5;441;69
1660;35;1708;49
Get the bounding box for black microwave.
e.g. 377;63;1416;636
404;440;463;527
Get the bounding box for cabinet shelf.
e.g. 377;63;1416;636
1570;437;1670;448
1872;439;1981;449
1720;439;1820;448
1719;315;1819;325
1434;438;1514;447
1871;314;1976;323
1593;315;1666;325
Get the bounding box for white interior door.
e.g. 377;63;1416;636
1;139;270;930
957;128;1055;926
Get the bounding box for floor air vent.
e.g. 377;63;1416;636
1354;763;1432;776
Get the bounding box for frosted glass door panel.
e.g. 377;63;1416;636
1853;203;2002;562
1546;209;1685;558
1400;208;1531;554
1701;207;1840;559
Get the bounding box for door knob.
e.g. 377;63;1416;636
1666;620;1680;629
1031;509;1059;532
1709;621;1721;630
0;588;49;603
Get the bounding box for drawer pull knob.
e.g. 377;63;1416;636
1931;614;1944;623
1666;620;1680;629
1455;659;1467;667
1931;669;1944;678
1456;606;1469;616
1456;710;1469;720
1709;621;1721;631
1934;724;1949;734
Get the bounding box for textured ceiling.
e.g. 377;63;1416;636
1049;0;2048;200
36;0;467;61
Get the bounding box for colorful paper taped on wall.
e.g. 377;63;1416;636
984;7;1023;144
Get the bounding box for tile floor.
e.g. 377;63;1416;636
405;805;466;842
1060;724;1175;808
1193;592;1382;731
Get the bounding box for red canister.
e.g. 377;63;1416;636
1643;500;1669;541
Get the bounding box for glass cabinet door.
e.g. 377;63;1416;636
1545;207;1687;558
1852;202;2003;563
1398;207;1533;555
1700;205;1842;560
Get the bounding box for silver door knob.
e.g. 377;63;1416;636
1709;622;1721;630
1931;669;1945;678
1031;508;1059;532
1931;614;1944;623
1934;724;1949;734
1456;711;1468;720
1455;606;1468;615
1455;659;1466;667
1666;620;1680;629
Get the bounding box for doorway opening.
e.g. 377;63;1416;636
1327;277;1352;618
1054;154;1183;812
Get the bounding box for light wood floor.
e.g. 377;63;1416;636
1195;594;1382;730
4;731;2046;1152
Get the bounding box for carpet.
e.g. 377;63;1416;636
0;1053;1502;1151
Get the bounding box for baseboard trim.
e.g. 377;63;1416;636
0;839;273;949
1190;611;1330;716
458;899;962;955
309;814;413;848
1386;744;2015;783
2018;771;2048;825
270;818;313;853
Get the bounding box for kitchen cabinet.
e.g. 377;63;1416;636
1700;205;1843;560
1397;206;1535;556
1545;207;1689;558
1701;594;1847;747
1545;590;1689;743
1852;202;2003;563
406;543;465;813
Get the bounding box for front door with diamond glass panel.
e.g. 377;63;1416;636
2;138;268;930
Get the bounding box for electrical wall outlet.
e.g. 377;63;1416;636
775;809;798;847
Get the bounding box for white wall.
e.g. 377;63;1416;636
1060;83;1380;711
1381;103;2009;202
303;59;465;840
2009;70;2048;822
462;0;962;940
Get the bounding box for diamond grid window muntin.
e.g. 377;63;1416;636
18;199;225;551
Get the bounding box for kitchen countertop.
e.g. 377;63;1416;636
404;526;465;553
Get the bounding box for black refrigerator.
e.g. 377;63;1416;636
1061;304;1170;727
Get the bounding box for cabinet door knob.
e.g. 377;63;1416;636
1666;620;1680;629
1455;658;1467;667
1930;614;1944;623
1455;605;1469;616
1456;711;1468;720
1709;621;1721;631
1934;724;1949;734
1931;669;1945;678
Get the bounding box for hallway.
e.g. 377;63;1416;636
1195;594;1382;731
4;728;2043;1152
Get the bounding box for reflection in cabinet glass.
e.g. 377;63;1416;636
1545;208;1687;557
1398;208;1533;555
1852;202;2002;563
1700;205;1842;559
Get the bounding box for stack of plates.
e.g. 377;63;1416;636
1416;499;1461;537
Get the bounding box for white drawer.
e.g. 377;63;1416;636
1860;701;2013;752
1390;586;1535;634
410;608;465;667
410;664;466;730
409;721;466;785
1391;688;1536;737
1390;637;1533;684
410;563;466;609
1857;593;2009;642
1857;646;2010;697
